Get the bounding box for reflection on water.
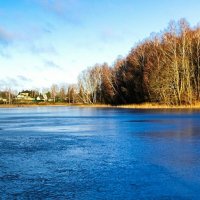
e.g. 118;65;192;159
0;107;200;199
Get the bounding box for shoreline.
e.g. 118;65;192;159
1;103;200;109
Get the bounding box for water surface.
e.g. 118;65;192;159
0;107;200;199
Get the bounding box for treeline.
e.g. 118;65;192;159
1;19;200;105
0;86;78;104
77;19;200;105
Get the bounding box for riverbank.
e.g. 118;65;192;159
1;102;200;109
0;103;112;109
0;103;71;108
79;103;200;109
117;103;200;109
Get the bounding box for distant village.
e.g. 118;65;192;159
0;86;78;104
15;92;50;102
0;91;54;104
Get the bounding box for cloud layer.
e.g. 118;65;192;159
0;27;14;45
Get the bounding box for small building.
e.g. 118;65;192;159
16;92;34;101
43;94;48;101
48;98;54;102
0;97;7;103
36;96;41;101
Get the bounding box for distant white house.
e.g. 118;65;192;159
16;92;51;102
0;97;7;103
48;98;54;102
43;94;48;101
16;92;34;101
36;96;41;101
36;94;48;101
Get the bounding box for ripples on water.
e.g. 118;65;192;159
0;107;200;199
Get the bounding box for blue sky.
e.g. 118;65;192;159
1;0;200;91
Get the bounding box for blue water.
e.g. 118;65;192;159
0;107;200;199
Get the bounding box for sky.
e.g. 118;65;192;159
1;0;200;91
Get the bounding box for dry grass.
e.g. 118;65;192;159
76;104;111;108
1;102;200;109
75;102;200;109
116;102;200;109
0;103;70;108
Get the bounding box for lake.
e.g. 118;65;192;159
0;106;200;199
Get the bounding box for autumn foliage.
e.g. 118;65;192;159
78;19;200;105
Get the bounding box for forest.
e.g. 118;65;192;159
1;19;200;106
77;19;200;105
